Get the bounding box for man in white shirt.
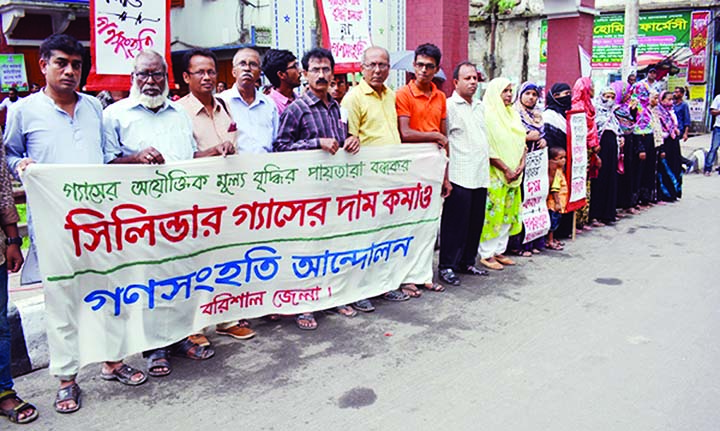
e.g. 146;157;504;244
105;49;223;379
0;87;20;112
438;62;490;286
704;93;720;175
218;47;279;153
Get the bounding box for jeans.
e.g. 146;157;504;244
0;263;13;390
704;127;720;173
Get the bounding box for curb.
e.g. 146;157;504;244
9;296;48;377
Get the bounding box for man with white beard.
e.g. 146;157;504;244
104;50;228;378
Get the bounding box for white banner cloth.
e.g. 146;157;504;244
22;145;445;371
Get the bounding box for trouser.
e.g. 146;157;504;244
439;184;487;270
478;224;511;259
0;264;12;390
704;127;720;173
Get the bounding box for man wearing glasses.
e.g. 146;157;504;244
395;42;452;296
340;46;410;311
218;47;279;154
273;48;358;330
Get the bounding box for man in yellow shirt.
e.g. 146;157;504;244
340;46;408;310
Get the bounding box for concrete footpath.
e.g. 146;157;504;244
6;133;720;430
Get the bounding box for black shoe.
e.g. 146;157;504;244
439;268;461;286
457;265;489;276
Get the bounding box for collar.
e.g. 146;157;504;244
302;90;337;109
408;80;438;98
180;92;220;115
449;91;474;106
358;79;386;96
127;97;175;114
270;88;293;104
226;85;265;107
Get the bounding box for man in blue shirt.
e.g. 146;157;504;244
673;87;691;142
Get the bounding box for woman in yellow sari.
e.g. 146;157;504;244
478;78;527;270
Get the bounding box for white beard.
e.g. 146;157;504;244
130;83;169;109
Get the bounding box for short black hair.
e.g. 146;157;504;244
549;146;566;159
301;48;335;71
182;48;217;73
8;87;17;94
674;86;685;96
262;49;297;88
452;61;476;80
333;73;348;84
39;34;84;61
414;43;441;67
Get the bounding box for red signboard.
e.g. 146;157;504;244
688;11;710;84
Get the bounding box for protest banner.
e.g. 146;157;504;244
0;54;28;92
317;0;372;73
85;0;175;91
521;148;550;243
22;145;445;371
566;110;588;212
688;11;710;84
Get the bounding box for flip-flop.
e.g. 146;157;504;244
296;313;317;330
100;363;147;386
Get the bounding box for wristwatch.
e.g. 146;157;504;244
5;237;22;246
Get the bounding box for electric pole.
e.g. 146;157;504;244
621;0;639;81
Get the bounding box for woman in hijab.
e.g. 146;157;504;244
508;82;546;256
611;80;639;214
590;87;621;224
653;90;682;201
543;83;572;149
571;77;601;231
632;80;656;207
478;78;527;271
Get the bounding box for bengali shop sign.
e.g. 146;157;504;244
317;0;372;73
688;11;710;83
521;148;550;243
566;111;588;212
86;0;174;91
0;54;28;92
541;11;691;68
22;146;445;369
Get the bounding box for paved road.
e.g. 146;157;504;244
11;172;720;431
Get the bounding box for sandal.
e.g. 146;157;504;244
333;305;358;318
0;389;39;424
420;282;445;292
400;283;422;298
296;313;317;330
188;333;210;347
495;255;516;266
519;250;533;257
54;383;81;414
100;363;147;386
147;349;172;377
173;338;215;360
382;289;409;302
531;248;541;254
546;241;564;251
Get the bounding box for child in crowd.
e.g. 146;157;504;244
546;146;568;250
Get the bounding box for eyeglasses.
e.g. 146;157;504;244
363;62;390;71
285;63;298;71
414;62;436;71
187;70;218;77
134;71;166;82
234;61;261;70
308;67;332;75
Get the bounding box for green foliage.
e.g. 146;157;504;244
485;0;518;14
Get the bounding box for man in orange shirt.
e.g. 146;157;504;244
395;43;452;296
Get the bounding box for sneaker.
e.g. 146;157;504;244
352;298;375;312
382;289;410;302
439;268;461;286
216;323;256;340
457;265;489;276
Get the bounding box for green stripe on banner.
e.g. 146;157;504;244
47;217;440;282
